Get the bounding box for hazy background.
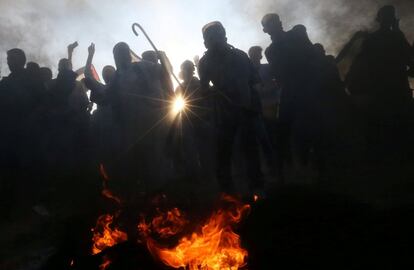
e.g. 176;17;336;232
0;0;413;80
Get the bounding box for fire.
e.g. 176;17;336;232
99;163;110;181
91;214;128;255
99;255;112;270
139;207;188;239
99;163;122;205
140;195;251;270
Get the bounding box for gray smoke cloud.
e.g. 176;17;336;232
238;0;414;54
0;0;413;78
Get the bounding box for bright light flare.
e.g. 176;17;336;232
172;95;186;114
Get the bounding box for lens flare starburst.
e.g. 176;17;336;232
172;95;186;114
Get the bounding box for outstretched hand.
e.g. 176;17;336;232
68;41;79;53
88;43;95;56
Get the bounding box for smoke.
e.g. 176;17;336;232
0;0;413;78
238;0;414;55
0;0;136;77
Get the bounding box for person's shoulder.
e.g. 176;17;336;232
287;26;307;39
231;47;246;55
230;47;250;62
199;51;209;62
198;52;210;68
133;60;159;73
225;46;244;55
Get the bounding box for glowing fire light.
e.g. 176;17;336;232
99;164;122;205
139;195;251;270
99;255;112;270
91;214;128;255
172;95;186;114
139;207;188;239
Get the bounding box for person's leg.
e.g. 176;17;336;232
216;120;237;193
255;115;276;172
240;111;264;192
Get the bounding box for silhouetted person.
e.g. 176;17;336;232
308;43;361;174
49;57;89;116
262;14;316;176
92;42;169;197
83;43;116;100
39;67;53;85
198;21;263;194
248;46;277;177
347;5;413;104
345;5;414;162
0;49;42;217
46;47;90;173
82;43;117;167
170;60;214;181
141;50;174;98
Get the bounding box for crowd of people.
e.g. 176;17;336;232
1;5;414;217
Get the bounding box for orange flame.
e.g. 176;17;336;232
140;195;250;270
99;164;122;205
101;189;122;205
139;207;188;239
99;163;110;181
99;255;112;270
92;214;128;255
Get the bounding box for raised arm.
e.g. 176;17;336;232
84;43;95;80
335;31;368;63
67;41;78;65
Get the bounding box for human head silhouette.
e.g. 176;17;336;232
113;42;132;70
102;65;116;85
26;62;40;72
142;50;158;64
58;58;72;72
261;13;283;37
314;43;326;56
179;60;195;82
376;5;397;29
202;21;227;51
248;46;263;66
39;67;53;82
7;48;26;73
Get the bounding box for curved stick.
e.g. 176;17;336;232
132;23;159;53
132;23;182;90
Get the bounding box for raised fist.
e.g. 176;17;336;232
68;41;79;53
88;43;95;56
